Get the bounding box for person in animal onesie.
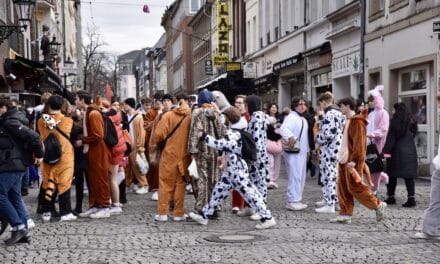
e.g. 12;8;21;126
38;95;77;222
144;96;161;200
367;85;389;194
188;106;276;230
188;90;225;212
80;95;112;219
151;94;192;222
331;109;387;224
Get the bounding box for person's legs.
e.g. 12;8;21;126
405;178;415;197
201;176;233;217
387;176;397;197
0;172;24;228
172;174;187;217
273;153;282;184
58;189;72;216
157;173;175;216
422;170;440;236
337;165;354;216
74;168;85;213
109;164;120;205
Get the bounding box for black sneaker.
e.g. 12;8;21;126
4;229;28;246
384;196;396;204
402;197;416;208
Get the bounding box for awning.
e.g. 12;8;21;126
196;73;227;90
302;41;331;57
273;54;303;72
253;73;276;87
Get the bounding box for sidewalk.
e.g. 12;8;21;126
0;170;438;263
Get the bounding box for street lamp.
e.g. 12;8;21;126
61;72;77;90
49;36;62;56
0;0;36;44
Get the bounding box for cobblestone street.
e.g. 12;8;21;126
1;169;439;264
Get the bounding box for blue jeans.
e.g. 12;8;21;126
0;171;30;228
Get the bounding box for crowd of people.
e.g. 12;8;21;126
1;84;439;246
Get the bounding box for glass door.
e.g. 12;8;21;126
398;65;430;163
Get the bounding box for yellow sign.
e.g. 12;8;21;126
226;62;241;71
215;0;229;67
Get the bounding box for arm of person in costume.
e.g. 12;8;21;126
82;111;104;145
6;117;44;159
369;110;389;139
133;115;145;152
150;112;171;146
202;133;238;153
188;110;202;155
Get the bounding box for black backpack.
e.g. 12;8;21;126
233;129;257;163
0;122;20;165
43;132;62;164
101;112;118;147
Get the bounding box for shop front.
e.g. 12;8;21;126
332;51;361;100
253;73;277;109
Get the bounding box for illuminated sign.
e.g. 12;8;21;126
214;0;229;67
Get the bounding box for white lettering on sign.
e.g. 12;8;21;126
332;51;360;78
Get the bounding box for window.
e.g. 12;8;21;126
266;32;270;45
190;0;204;14
389;0;409;12
369;0;385;20
401;69;427;92
172;33;182;61
0;0;6;22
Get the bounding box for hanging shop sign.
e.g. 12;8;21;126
205;60;213;75
332;51;360;78
243;62;257;79
226;62;241;72
213;0;229;67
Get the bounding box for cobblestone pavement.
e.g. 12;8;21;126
1;167;439;264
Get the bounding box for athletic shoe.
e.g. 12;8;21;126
154;214;168;222
109;207;123;215
79;207;98;218
27;219;36;229
414;232;440;240
60;213;77;222
42;212;51;222
315;205;335;214
250;213;262;221
173;214;188;221
330;215;352;224
384;196;396;204
131;184;139;192
255;217;276;229
135;186;149;195
151;191;159;201
231;207;240;214
188;212;208;225
89;208;110;219
285;202;307;211
237;207;254;217
376;202;387;222
315;199;326;207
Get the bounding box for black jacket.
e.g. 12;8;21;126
0;109;43;172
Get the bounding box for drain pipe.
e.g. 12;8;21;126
359;0;366;100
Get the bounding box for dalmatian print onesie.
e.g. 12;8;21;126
247;111;269;203
316;106;345;206
199;129;272;219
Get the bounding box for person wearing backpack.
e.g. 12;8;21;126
0;97;43;245
78;95;112;219
38;95;77;222
189;106;276;229
124;98;148;195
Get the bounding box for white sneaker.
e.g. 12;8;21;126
330;215;352;224
376;202;387;222
42;212;51;222
27;219;36;229
188;212;208;225
255;217;276;229
151;191;159;201
414;232;440;240
237;207;254;217
315;205;335;214
231;207;240;213
154;214;168;222
60;213;77;222
315;199;326;207
79;207;98;218
90;208;110;219
131;184;139;192
285;202;308;211
109;206;123;215
250;213;262;221
173;214;188;221
135;186;149;194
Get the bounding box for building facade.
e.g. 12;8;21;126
116;50;142;100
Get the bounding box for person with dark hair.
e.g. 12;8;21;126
315;92;345;214
382;102;418;207
280;96;309;211
265;103;282;189
0;97;43;245
189;106;276;229
338;97;356;119
38;95;77;222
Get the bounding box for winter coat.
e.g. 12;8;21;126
367;91;389;153
383;121;418;179
0;108;43;172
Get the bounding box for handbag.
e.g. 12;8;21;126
136;152;149;175
267;139;283;155
187;159;199;180
283;119;304;154
365;143;384;173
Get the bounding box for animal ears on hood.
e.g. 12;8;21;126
94;95;102;106
368;85;384;98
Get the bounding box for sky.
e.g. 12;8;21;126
81;0;175;56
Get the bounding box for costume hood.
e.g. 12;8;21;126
173;101;191;117
368;85;385;111
197;89;214;106
212;91;230;112
246;95;262;115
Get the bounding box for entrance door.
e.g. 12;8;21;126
398;65;430;163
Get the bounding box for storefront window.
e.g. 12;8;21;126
414;132;428;160
401;69;426;92
400;95;427;125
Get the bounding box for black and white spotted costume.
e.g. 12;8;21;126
247;111;269;203
316;106;345;206
199;129;272;219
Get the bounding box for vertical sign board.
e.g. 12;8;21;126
213;0;229;67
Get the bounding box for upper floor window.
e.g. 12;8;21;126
369;0;385;21
389;0;409;12
190;0;205;14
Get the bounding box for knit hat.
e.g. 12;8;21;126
124;98;136;109
197;89;213;106
162;94;173;101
